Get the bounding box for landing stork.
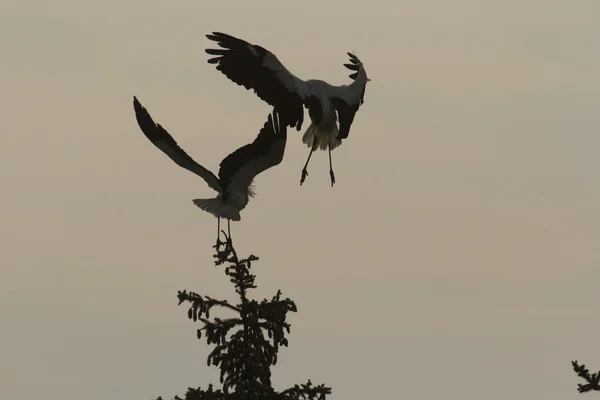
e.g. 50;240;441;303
133;96;287;244
205;32;370;187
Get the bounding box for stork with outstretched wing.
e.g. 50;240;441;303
205;32;369;187
133;96;287;244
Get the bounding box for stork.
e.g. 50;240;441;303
133;96;287;244
205;32;370;187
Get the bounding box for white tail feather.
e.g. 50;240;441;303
301;123;342;151
192;198;241;221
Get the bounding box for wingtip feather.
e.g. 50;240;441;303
133;96;145;113
347;52;361;65
205;48;226;55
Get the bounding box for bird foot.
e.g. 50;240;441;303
330;170;336;187
213;230;229;250
300;168;308;186
214;237;225;250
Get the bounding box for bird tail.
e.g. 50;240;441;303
192;198;241;221
301;123;342;151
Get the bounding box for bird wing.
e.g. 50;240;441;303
330;53;368;140
218;111;287;192
343;52;364;81
206;32;308;131
330;96;360;140
132;96;222;194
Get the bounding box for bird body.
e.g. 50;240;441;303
299;78;366;151
192;189;251;222
300;80;340;151
205;32;369;186
133;96;286;241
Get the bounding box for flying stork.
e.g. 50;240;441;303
205;32;370;187
132;96;287;244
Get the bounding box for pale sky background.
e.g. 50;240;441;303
1;1;600;399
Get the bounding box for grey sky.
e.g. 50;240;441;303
1;1;600;399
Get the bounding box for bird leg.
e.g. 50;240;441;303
328;142;336;187
214;218;225;249
300;143;317;186
227;219;232;244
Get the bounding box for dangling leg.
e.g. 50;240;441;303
227;219;232;243
300;143;317;186
215;217;223;248
328;142;336;187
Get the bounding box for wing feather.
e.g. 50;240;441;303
205;32;307;131
344;52;364;80
132;96;222;194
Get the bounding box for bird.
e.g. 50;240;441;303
132;96;287;244
205;31;370;187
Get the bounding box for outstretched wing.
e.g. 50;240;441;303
206;32;308;131
132;96;222;194
331;52;368;140
218;111;287;192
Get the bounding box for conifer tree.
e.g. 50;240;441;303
153;235;331;400
572;360;600;394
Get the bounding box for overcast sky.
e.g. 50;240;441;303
2;1;600;399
